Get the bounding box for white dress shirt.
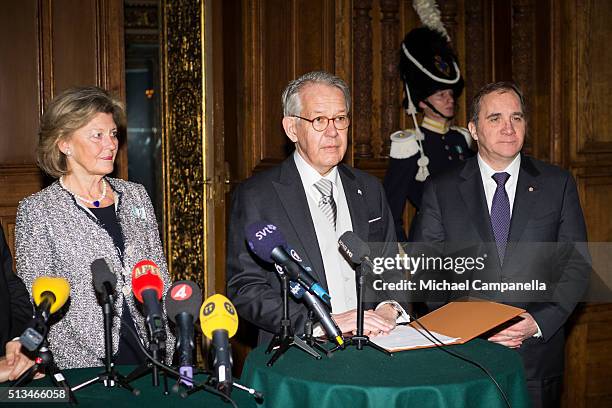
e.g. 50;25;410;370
293;151;357;313
292;151;410;329
477;154;521;215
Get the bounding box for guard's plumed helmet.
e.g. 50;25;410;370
399;27;464;110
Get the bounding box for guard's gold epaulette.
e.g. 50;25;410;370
389;129;420;159
450;126;473;148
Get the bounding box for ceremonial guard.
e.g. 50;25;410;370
383;27;474;241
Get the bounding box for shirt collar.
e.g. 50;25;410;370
477;153;521;181
421;116;450;134
293;150;339;189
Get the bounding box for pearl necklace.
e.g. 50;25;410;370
59;177;107;208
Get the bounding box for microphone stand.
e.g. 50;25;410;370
344;263;392;356
12;333;78;404
181;362;264;403
71;291;137;395
265;274;321;366
302;311;332;357
125;332;175;394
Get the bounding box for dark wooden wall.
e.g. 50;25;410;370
0;1;610;406
0;0;126;261
221;0;612;405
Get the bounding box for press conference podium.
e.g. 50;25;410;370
241;338;530;408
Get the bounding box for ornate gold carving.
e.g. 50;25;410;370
161;0;206;286
125;1;159;44
125;3;158;30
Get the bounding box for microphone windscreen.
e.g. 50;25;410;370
244;221;286;263
165;280;203;323
91;258;117;294
32;276;70;313
199;294;238;339
338;231;371;263
132;259;164;303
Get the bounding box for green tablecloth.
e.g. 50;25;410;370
241;339;530;408
1;365;257;407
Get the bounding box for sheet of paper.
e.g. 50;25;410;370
371;324;460;352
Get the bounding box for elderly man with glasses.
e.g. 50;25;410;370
227;71;408;345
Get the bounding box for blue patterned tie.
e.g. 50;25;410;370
491;172;511;264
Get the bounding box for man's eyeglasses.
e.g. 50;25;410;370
291;115;351;132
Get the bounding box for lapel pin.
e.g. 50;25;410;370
528;186;535;192
357;189;362;195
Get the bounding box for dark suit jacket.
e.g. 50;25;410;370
0;228;32;356
226;156;401;344
412;155;590;380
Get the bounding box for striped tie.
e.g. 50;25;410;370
314;178;337;230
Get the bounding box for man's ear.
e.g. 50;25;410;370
418;100;427;111
467;122;478;141
282;116;298;143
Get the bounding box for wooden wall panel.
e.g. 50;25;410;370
564;304;612;408
557;0;612;406
0;2;40;164
0;0;125;251
575;170;612;242
573;0;612;159
259;1;292;163
243;0;336;174
51;0;99;91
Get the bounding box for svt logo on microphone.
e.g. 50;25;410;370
254;224;277;240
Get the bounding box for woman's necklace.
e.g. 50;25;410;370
59;177;107;207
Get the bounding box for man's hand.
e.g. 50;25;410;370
488;313;539;348
3;340;42;381
332;308;396;337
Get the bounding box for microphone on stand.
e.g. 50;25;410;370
131;260;166;343
20;277;70;351
338;231;375;270
245;221;332;306
165;280;202;387
92;258;117;305
200;294;238;396
288;281;344;346
91;258;117;379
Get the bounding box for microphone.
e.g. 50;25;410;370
91;258;119;376
32;276;71;320
338;231;375;269
245;221;331;306
200;294;238;396
132;260;166;342
165;280;202;387
91;258;117;305
20;277;70;351
289;281;344;346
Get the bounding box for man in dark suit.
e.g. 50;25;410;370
412;82;590;408
227;71;406;345
0;226;35;382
